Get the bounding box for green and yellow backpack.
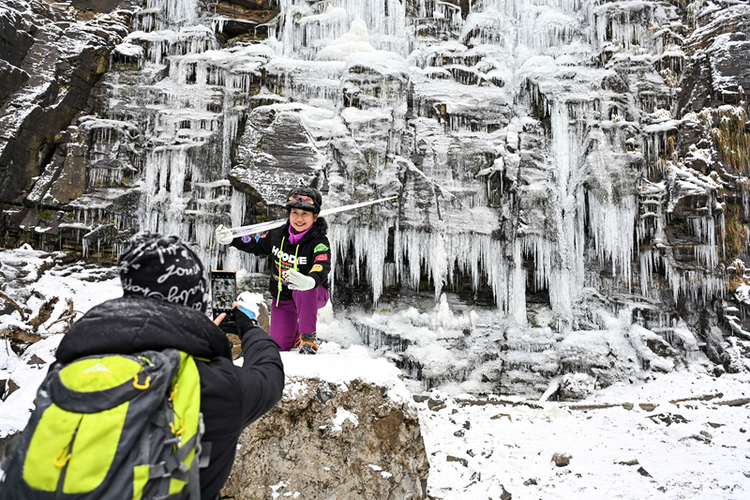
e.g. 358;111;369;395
0;348;206;500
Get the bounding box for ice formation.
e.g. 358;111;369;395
25;0;741;392
68;0;727;314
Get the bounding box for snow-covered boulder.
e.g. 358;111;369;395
222;345;429;500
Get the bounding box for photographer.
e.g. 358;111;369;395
54;233;284;499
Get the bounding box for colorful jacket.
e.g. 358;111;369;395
230;217;331;303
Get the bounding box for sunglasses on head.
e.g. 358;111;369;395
289;194;316;206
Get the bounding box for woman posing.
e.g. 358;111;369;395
216;186;330;354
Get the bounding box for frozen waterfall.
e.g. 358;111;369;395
69;0;724;335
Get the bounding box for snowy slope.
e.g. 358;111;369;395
1;249;749;499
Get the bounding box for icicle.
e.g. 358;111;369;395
222;97;241;175
144;0;199;25
587;194;637;287
511;240;527;323
274;0;409;59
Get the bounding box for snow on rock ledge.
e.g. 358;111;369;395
222;345;429;500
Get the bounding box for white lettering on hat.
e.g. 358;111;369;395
121;279;153;297
166;282;205;306
156;262;203;284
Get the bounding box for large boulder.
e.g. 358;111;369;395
222;347;429;500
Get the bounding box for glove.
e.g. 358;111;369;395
233;308;257;336
282;269;316;291
236;304;255;320
215;225;234;245
233;292;258;334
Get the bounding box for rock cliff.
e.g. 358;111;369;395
1;0;749;395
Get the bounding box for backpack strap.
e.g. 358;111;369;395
199;441;211;468
186;413;205;500
149;413;206;500
149;352;208;500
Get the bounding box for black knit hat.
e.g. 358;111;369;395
118;233;208;313
285;186;322;214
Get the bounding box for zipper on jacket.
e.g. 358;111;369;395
275;237;301;305
276;237;285;306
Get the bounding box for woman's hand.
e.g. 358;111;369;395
282;269;316;291
215;225;234;245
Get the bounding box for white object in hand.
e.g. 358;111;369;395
283;269;316;291
236;291;257;311
215;225;234;245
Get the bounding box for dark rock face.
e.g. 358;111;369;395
0;60;29;105
0;6;35;68
0;0;133;257
678;5;750;113
233;106;326;204
1;0;749;393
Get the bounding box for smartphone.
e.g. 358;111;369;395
210;270;236;333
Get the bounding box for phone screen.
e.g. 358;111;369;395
210;270;236;316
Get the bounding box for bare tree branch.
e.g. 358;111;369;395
0;291;27;321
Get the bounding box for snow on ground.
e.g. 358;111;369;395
1;248;750;499
416;371;750;500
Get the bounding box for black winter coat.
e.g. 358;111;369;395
55;296;284;500
230;217;331;303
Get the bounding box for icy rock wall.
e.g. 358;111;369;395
0;0;133;258
68;4;276;271
4;0;750;380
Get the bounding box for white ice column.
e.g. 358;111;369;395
222;94;242;175
361;225;390;304
548;102;584;317
587;194;637;286
511;240;527;324
139;144;207;247
145;0;199;25
429;232;448;301
276;0;408;58
328;222;389;303
396;227;426;292
690;215;719;268
475;232;510;313
520;234;553;292
637;180;667;297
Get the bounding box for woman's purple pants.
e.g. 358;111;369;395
269;287;329;351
